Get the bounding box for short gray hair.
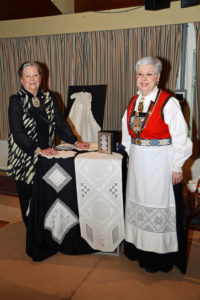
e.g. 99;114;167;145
18;61;42;78
135;56;162;74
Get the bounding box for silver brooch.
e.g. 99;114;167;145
32;97;40;108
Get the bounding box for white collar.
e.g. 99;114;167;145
138;87;159;102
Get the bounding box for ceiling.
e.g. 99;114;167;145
0;0;145;21
0;0;198;21
0;0;62;21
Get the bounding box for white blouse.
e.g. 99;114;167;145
122;87;193;172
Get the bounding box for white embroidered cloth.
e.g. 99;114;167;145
44;198;79;244
75;152;125;251
69;92;101;142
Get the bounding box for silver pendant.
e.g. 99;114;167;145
32;96;40;108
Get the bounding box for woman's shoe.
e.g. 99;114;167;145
145;267;158;273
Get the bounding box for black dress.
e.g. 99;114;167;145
8;87;77;226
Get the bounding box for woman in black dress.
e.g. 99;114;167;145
7;61;88;227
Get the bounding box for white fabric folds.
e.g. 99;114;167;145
69;92;101;142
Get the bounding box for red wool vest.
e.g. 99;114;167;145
127;90;171;139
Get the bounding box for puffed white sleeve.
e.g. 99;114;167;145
121;109;132;155
164;97;193;172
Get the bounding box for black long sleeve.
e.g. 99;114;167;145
51;93;77;144
8;92;77;155
8;95;38;155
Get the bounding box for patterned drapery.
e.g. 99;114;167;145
193;22;200;157
0;24;183;140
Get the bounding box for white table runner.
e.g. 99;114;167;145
75;152;125;252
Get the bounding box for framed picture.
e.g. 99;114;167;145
98;132;113;154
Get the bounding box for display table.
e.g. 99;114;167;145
26;151;124;261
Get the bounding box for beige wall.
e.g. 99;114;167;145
50;0;74;14
0;2;199;38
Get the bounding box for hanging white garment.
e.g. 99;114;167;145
69;92;101;142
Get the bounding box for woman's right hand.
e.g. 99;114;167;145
41;148;58;156
35;147;58;156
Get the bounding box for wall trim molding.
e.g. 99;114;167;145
0;2;199;38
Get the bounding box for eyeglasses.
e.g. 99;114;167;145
136;73;158;79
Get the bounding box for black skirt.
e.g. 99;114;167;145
124;182;187;273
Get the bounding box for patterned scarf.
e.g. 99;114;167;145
7;88;56;184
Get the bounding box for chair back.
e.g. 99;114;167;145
186;178;200;231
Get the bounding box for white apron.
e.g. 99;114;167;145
125;143;178;254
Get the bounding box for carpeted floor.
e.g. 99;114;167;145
0;221;200;300
0;174;18;197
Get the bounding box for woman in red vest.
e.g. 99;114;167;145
122;56;192;273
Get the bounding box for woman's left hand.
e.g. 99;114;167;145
75;141;89;149
172;171;183;185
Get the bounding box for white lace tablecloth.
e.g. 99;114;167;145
75;152;125;252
